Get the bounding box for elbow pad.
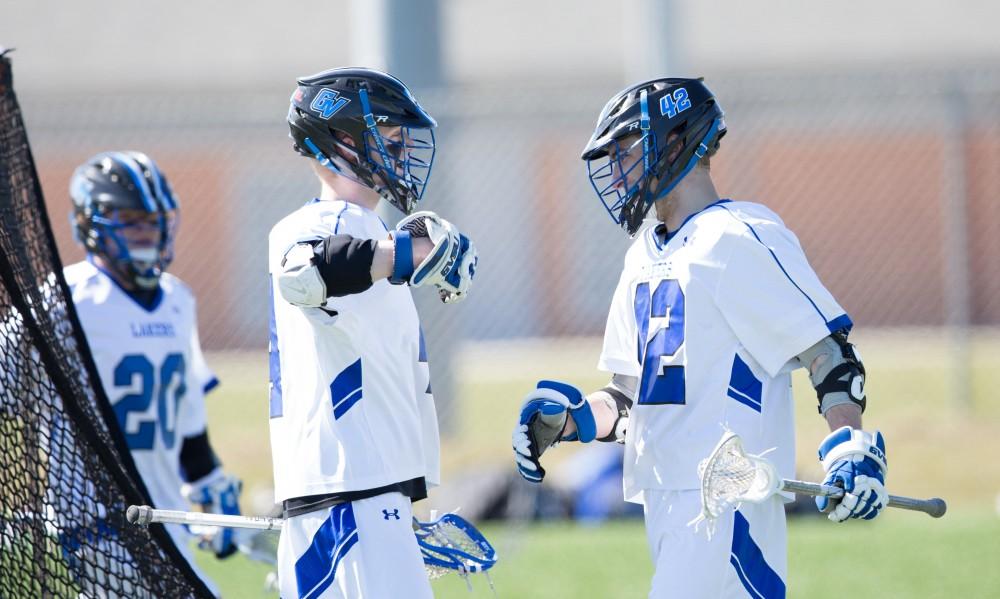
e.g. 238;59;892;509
277;242;328;307
313;234;377;297
277;235;378;307
798;331;867;415
595;374;636;443
179;431;220;483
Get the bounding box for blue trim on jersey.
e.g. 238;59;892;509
86;255;164;313
730;511;786;599
330;359;363;420
728;354;762;413
418;327;428;363
826;313;853;333
202;377;220;395
332;203;351;235
728;388;761;413
717;204;831;327
294;503;359;599
268;278;284;418
59;517;119;560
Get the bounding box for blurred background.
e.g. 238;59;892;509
3;0;1000;596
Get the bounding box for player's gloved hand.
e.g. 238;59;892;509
816;426;888;522
182;469;242;558
512;380;597;483
390;211;479;303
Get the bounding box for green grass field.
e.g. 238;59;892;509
198;330;1000;598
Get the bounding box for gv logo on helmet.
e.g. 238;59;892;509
310;88;351;120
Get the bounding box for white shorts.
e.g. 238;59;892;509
277;492;432;599
643;489;787;599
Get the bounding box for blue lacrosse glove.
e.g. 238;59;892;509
437;233;478;304
512;380;596;483
392;211;478;304
816;426;888;522
182;470;242;558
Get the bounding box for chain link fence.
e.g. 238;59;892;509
19;65;1000;428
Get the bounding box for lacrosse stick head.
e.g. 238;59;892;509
691;431;782;535
413;513;498;580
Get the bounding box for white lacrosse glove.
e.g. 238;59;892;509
390;211;479;303
181;469;242;558
512;380;597;483
816;426;888;522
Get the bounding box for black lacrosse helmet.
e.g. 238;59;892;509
288;67;437;214
581;77;726;236
70;151;179;289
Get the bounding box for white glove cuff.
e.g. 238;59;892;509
820;430;887;473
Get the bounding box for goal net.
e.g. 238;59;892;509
0;50;212;598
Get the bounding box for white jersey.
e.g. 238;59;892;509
65;261;218;511
63;260;220;594
268;199;439;503
599;200;850;504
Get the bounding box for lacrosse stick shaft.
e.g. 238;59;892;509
779;480;947;518
127;505;283;530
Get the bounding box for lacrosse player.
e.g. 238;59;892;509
512;78;887;598
62;151;242;594
269;67;477;598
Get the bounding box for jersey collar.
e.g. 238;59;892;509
651;198;732;251
86;255;164;313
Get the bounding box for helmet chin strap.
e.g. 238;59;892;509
358;87;392;171
639;89;651;176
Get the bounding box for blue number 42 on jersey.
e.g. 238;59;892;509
635;279;686;405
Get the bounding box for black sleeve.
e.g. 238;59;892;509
311;234;379;297
179;431;220;483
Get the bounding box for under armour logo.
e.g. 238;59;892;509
382;509;400;520
310;88;351;119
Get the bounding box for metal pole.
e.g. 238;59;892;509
348;0;457;433
350;0;443;92
623;0;685;82
941;88;973;412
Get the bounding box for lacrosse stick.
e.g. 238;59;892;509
126;505;498;585
415;511;498;593
689;431;947;536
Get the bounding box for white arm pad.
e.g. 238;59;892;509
276;243;327;307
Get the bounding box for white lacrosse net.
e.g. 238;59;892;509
418;519;495;581
689;432;781;537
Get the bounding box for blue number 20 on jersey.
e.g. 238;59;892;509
112;353;186;450
634;279;686;405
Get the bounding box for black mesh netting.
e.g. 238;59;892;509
0;52;211;598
